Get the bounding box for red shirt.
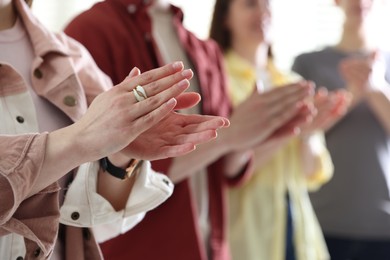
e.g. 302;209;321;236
65;1;248;259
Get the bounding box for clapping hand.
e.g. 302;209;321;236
339;51;386;103
299;87;352;134
74;62;229;163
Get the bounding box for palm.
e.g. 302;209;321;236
120;111;225;160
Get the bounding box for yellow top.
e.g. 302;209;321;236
225;50;333;260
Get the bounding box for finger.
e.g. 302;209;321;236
121;61;185;91
174;92;201;110
317;87;328;96
267;103;302;130
131;98;178;134
133;79;190;117
140;69;193;98
181;117;227;133
125;69;193;103
270;125;300;139
175;130;218;145
159;143;196;158
262;81;312;105
264;88;310;119
126;67;141;79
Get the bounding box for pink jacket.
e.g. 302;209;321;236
0;0;110;259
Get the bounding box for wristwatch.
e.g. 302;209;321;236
100;157;141;180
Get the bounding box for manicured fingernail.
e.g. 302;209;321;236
128;67;140;77
166;98;176;106
182;69;193;78
178;79;189;88
172;61;183;70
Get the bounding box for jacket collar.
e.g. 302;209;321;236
110;0;183;21
111;0;154;11
13;0;70;57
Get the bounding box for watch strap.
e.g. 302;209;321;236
100;157;140;180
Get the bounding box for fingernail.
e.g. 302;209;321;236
182;69;193;78
166;98;176;106
172;61;183;70
128;67;139;77
178;79;189;88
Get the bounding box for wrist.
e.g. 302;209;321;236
108;153;132;168
215;128;235;154
100;156;141;180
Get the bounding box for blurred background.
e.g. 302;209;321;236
31;0;390;71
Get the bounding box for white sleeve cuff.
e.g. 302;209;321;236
59;160;174;242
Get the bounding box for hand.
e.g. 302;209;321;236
111;66;230;161
299;88;352;134
72;62;196;161
119;113;229;160
219;81;313;151
270;102;315;139
339;51;385;101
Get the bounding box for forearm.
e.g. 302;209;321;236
168;135;230;183
31;123;93;195
97;153;136;211
252;138;290;170
367;87;390;135
222;150;252;178
300;135;321;177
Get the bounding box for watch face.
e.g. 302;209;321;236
126;159;141;178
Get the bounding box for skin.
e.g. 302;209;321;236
222;0;351;174
1;0;229;210
169;81;313;182
336;0;390;135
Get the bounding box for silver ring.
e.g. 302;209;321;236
133;85;148;102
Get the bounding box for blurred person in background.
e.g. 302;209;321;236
0;0;230;259
293;0;390;259
65;0;318;259
210;0;351;259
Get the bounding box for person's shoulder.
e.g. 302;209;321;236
65;1;115;30
52;32;91;58
294;47;332;63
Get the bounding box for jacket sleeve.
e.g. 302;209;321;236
59;161;174;243
0;133;49;224
304;132;334;191
0;133;60;256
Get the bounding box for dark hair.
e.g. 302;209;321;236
211;0;274;59
209;0;233;53
25;0;33;7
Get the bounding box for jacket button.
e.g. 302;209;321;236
127;4;137;14
33;248;41;257
63;95;77;107
144;33;151;41
71;212;80;220
16;257;24;260
143;0;150;5
33;69;43;79
16;116;24;123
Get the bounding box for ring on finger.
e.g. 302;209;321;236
133;85;148;102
